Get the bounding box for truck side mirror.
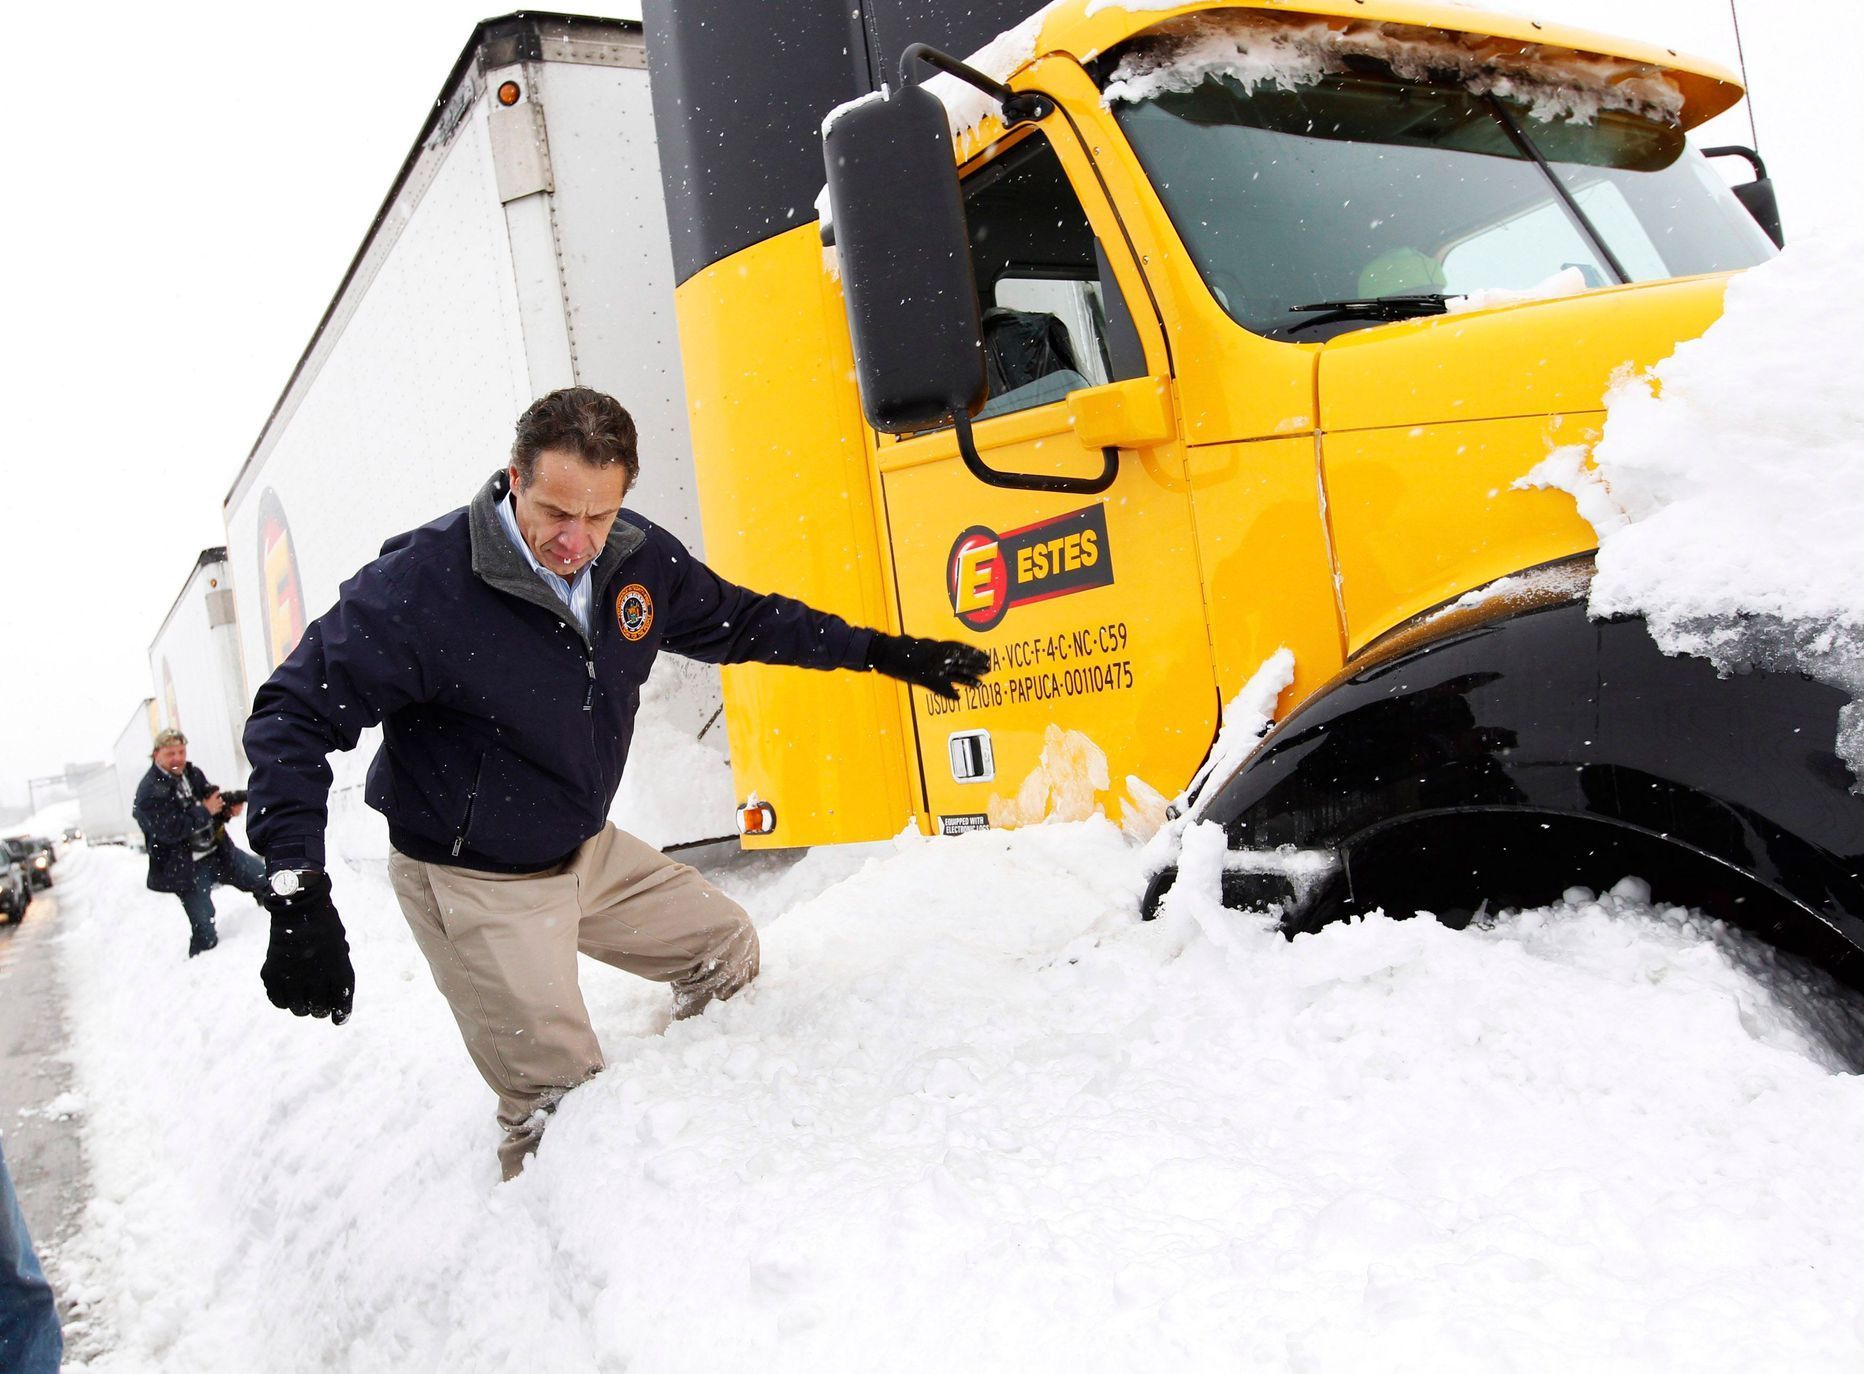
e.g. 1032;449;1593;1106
1731;179;1784;249
1703;145;1785;248
823;50;1106;495
823;84;985;432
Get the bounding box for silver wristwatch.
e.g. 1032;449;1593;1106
268;869;317;898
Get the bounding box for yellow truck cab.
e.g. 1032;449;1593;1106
644;1;1863;989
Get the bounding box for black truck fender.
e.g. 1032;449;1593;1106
1143;559;1864;993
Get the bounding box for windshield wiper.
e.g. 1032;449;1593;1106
1287;294;1451;327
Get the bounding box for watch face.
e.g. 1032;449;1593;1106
270;870;301;898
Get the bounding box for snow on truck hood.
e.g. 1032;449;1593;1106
1522;232;1864;787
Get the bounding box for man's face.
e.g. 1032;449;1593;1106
153;742;187;775
508;449;628;581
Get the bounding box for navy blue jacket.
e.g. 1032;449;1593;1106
133;761;237;894
244;471;874;873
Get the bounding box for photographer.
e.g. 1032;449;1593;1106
131;729;265;957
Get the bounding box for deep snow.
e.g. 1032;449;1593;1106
33;6;1864;1370
43;822;1864;1372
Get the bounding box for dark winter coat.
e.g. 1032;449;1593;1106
244;470;875;875
132;762;234;895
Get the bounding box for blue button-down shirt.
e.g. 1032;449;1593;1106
495;492;594;635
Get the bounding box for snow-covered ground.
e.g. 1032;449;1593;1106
44;821;1864;1372
29;7;1864;1371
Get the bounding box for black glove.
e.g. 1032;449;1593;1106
260;872;354;1025
867;633;990;700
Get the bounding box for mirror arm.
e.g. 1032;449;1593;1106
952;408;1119;495
898;44;1055;125
1703;145;1768;180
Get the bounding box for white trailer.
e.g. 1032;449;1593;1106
149;547;250;789
80;700;158;846
222;14;733;855
70;763;124;845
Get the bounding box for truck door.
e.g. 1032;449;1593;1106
875;123;1219;834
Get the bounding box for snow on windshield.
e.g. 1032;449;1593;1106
1101;12;1685;126
1519;232;1864;787
1446;264;1590;314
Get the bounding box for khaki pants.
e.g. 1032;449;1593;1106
389;824;758;1179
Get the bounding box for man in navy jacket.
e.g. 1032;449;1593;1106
244;388;986;1177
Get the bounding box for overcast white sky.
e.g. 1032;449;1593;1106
0;0;1849;807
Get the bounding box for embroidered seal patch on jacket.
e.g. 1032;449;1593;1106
615;583;654;641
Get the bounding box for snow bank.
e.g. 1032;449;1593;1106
49;820;1864;1371
1101;12;1685;125
1520;234;1864;784
9;798;80;839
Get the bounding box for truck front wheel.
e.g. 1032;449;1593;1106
1290;809;1864;991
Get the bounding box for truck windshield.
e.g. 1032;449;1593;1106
1111;69;1775;339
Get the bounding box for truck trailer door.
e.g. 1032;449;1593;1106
876;124;1218;834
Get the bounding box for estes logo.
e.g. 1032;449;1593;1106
947;504;1114;631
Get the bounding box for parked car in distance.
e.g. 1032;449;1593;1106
2;837;52;890
0;851;29;923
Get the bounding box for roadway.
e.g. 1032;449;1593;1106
0;878;99;1356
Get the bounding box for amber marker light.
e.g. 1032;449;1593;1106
497;80;522;106
736;801;776;836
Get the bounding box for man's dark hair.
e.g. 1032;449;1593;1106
511;388;639;488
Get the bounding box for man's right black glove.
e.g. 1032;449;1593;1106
260;871;354;1026
867;632;991;700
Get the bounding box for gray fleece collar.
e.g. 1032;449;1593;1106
467;469;645;641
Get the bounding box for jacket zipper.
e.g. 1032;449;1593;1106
589;652;603;800
451;789;476;857
452;762;484;857
448;505;643;853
